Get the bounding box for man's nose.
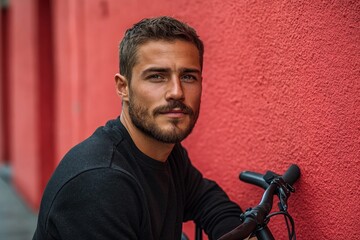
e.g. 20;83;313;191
165;77;185;101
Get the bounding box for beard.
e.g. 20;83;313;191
128;96;199;144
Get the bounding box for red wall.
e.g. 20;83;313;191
0;5;4;164
3;0;359;239
7;0;55;209
8;0;41;208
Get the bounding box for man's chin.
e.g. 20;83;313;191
148;126;189;143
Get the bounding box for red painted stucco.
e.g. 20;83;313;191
8;0;41;208
3;0;359;239
0;6;4;164
7;0;55;209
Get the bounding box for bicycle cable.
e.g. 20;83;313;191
264;210;296;240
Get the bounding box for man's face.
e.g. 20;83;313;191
127;40;202;143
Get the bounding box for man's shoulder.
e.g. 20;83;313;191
37;124;142;223
67;127;115;160
63;117;124;162
58;126;117;172
41;124;128;204
36;167;146;240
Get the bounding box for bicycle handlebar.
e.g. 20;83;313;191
240;164;300;189
281;164;301;186
218;164;301;240
239;171;269;189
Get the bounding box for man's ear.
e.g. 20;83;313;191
115;73;129;102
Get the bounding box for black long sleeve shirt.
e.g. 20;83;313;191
33;118;242;240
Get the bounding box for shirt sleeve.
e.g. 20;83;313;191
45;168;149;240
181;149;243;240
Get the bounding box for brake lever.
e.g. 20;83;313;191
272;178;295;211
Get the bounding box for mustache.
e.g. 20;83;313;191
153;101;194;116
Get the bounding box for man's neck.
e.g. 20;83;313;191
120;113;174;162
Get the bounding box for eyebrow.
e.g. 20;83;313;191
141;67;201;77
181;68;201;74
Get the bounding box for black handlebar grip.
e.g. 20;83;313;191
281;164;301;186
239;171;269;189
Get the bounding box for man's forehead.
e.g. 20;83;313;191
134;40;201;67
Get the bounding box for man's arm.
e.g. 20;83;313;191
181;149;243;240
43;168;148;240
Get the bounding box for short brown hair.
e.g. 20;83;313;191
119;16;204;83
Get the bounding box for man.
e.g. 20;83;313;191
33;16;243;240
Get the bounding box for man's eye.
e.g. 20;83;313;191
181;75;197;82
147;74;165;82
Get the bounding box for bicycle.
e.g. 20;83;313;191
182;164;301;240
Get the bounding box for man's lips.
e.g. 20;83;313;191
160;108;187;117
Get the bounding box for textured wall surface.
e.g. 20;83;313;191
8;0;42;208
8;0;55;209
181;1;360;239
4;0;360;239
0;6;4;164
